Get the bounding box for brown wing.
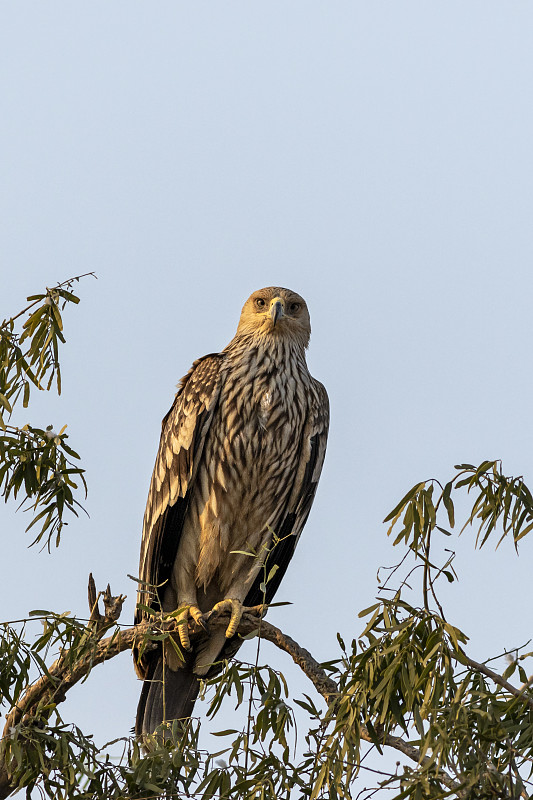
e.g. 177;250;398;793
244;377;329;606
135;353;224;631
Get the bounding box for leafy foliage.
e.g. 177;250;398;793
0;424;86;548
0;275;93;547
1;280;533;799
385;460;533;553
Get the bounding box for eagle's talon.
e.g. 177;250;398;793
189;605;204;626
197;615;210;634
176;604;203;650
249;603;268;618
210;598;243;638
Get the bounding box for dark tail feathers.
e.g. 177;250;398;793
135;655;200;737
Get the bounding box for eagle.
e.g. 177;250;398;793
134;286;329;736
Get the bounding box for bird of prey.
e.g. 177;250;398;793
134;287;329;736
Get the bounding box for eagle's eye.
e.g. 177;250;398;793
289;302;300;313
254;297;266;309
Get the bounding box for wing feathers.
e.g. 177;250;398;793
135;354;223;636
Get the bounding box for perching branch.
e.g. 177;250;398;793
3;573;530;798
0;576;468;799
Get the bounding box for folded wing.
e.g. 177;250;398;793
134;353;223;678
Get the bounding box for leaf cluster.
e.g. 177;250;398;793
0;276;90;419
1;610;104;724
0;275;93;547
385;460;533;555
0;425;86;548
321;594;533;798
3;714;210;800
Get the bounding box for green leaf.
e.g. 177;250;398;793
361;607;381;637
502;660;517;681
413;704;425;736
442;481;455;528
358;602;380;618
136;603;159;615
0;393;12;413
166;634;185;664
50;302;63;331
365;720;383;753
383;482;425;523
57;289;80;304
211;729;239;737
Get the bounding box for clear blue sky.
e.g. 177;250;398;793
2;0;533;786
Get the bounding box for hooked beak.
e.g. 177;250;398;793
270;297;285;327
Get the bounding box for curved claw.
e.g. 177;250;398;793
176;604;203;650
197;615;209;633
187;604;208;633
210;598;244;638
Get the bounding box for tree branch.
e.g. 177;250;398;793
461;654;533;713
0;582;466;799
238;617;464;794
16;575;533;798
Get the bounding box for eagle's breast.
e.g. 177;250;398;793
189;341;311;595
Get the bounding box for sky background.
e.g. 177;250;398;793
2;1;533;792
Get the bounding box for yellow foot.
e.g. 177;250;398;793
175;604;204;650
209;598;243;638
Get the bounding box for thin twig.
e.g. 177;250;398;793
462;654;533;712
2;272;96;326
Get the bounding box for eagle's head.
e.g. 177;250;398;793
235;286;311;349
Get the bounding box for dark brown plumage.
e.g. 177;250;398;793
134;287;329;736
